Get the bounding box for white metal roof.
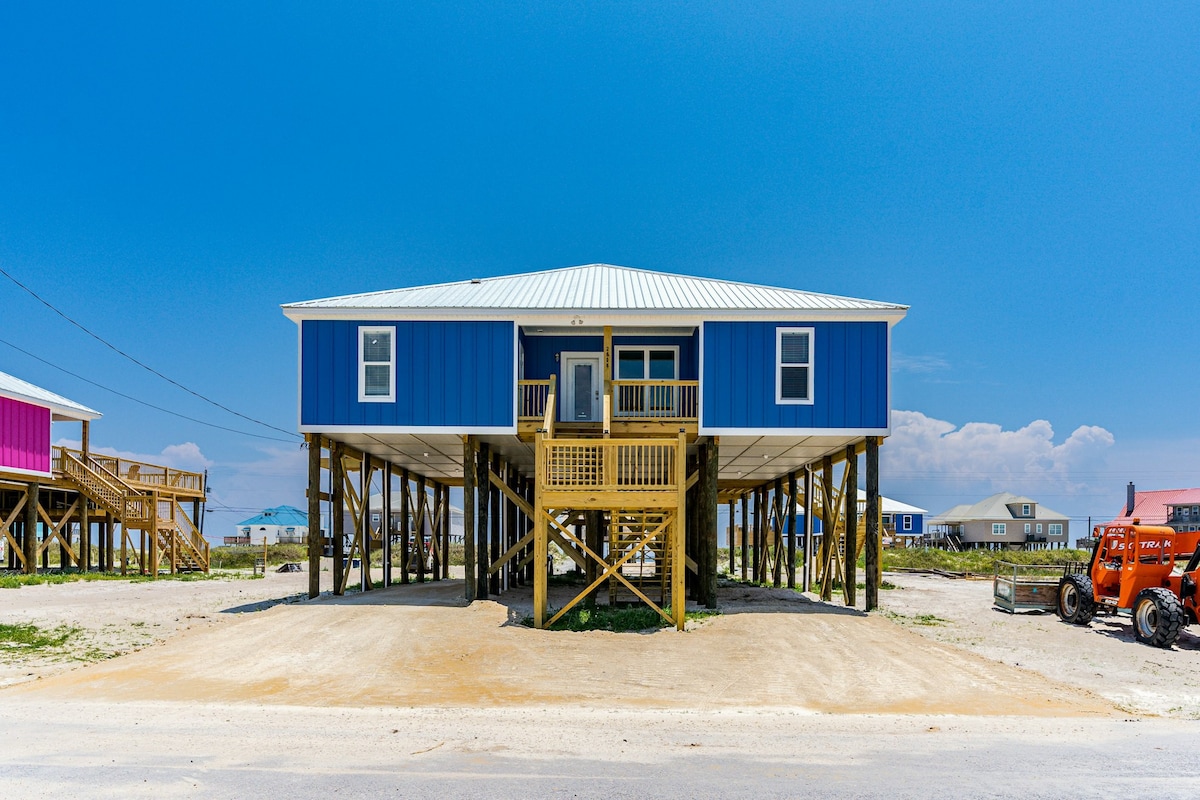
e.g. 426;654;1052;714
929;492;1066;523
283;264;907;318
0;370;100;421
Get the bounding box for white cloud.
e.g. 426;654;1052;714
892;352;950;374
882;410;1116;516
52;438;214;471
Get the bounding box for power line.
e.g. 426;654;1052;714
0;265;300;440
0;336;298;443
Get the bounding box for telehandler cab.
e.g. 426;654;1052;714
1057;523;1200;648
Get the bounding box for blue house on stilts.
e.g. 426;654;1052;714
285;264;906;626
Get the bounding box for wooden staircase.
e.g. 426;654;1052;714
56;448;209;573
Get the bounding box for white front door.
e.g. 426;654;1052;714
562;353;603;422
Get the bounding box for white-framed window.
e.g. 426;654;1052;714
901;515;912;531
613;345;680;415
992;523;1006;536
1021;504;1031;516
358;326;396;402
882;514;893;525
1048;523;1063;536
776;327;814;404
1024;523;1031;534
1036;523;1043;534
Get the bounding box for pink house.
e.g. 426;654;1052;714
0;371;99;477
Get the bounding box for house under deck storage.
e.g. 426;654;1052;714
285;264;906;627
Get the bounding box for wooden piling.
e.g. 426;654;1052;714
361;453;373;592
22;483;38;575
786;471;798;589
415;474;427;584
865;436;881;611
381;461;392;588
331;443;345;595
475;441;489;600
307;436;322;597
489;454;501;595
820;455;834;601
462;436;476;600
400;467;411;586
700;437;719;608
844;444;858;607
802;466;813;592
740;492;749;581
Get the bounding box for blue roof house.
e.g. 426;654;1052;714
284;264;907;626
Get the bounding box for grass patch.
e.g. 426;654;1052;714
0;623;78;651
880;548;1091;574
912;614;949;626
0;569;260;589
521;605;719;632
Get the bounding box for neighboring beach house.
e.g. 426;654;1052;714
231;505;310;546
0;369;208;575
284;263;907;626
929;492;1069;550
1108;482;1200;533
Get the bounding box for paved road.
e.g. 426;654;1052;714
0;701;1194;799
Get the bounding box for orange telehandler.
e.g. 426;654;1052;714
1057;523;1200;647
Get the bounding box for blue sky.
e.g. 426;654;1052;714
1;3;1197;535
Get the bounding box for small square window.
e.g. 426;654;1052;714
776;328;814;405
992;523;1006;536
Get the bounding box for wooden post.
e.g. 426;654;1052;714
307;435;322;598
331;443;345;595
489;454;501;595
802;466;813;592
80;499;90;572
673;431;687;630
475;442;490;600
752;487;763;583
740;492;749;581
462;437;476;600
22;484;38;575
844;444;858;607
431;482;443;582
361;453;372;592
865;437;881;611
149;493;159;579
727;500;736;577
403;465;412;585
533;433;546;627
381;461;392;588
505;465;518;591
415;474;427;584
441;480;451;581
700;437;719;609
773;476;784;587
787;471;798;589
120;520;127;576
820;454;834;601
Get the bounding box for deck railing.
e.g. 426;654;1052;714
612;380;698;421
54;447;205;495
518;379;552;420
540;438;679;492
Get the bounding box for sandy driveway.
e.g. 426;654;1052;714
8;576;1114;717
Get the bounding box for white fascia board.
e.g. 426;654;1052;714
281;307;908;326
0;464;55;479
0;390;103;422
698;425;891;437
299;424;518;435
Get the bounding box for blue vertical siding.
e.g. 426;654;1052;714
301;320;514;428
519;331;699;381
702;321;888;431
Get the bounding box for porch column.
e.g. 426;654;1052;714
820;454;834;601
23;483;38;575
865;436;881;611
786;470;798;589
463;436;476;600
400;467;411;585
381;461;392;588
361;453;372;592
331;443;345;595
699;437;719;609
802;465;813;592
844;444;858;607
739;492;748;581
306;435;322;598
475;441;489;601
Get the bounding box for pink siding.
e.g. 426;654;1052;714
0;396;51;473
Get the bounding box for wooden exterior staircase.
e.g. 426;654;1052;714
55;447;209;573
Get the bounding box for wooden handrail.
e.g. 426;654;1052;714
611;380;698;421
540;437;680;493
54;446;204;496
517;379;552;420
542;375;557;438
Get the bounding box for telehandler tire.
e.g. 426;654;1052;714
1057;574;1095;625
1132;588;1185;648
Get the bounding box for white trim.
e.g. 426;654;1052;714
299;424;518;435
698;425;891;437
992;523;1007;536
512;324;520;432
296;322;304;432
560;351;604;423
901;515;912;532
283;307;908;326
775;327;814;406
697;322;705;428
0;464;54;479
357;326;396;403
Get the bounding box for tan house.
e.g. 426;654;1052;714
929;492;1069;550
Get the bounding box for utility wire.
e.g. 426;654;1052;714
0;336;298;443
0;265;300;439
